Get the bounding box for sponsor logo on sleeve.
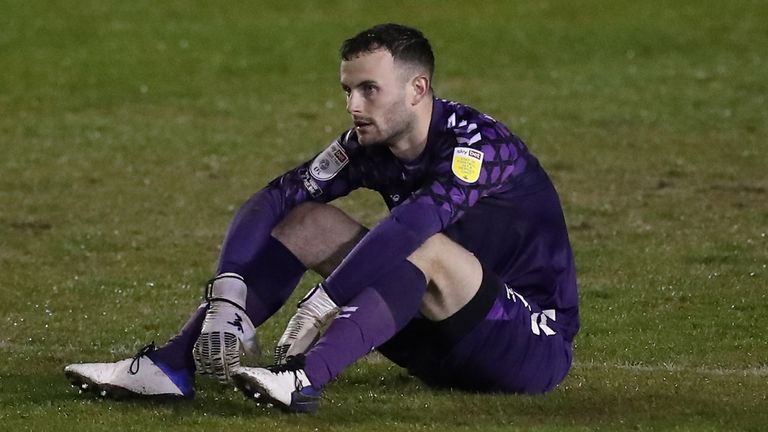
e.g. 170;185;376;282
451;147;484;183
301;170;323;198
310;142;349;181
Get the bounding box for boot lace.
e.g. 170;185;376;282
267;354;307;390
129;342;156;375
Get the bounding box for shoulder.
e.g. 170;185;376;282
432;99;533;185
435;99;527;161
437;99;513;145
440;99;509;136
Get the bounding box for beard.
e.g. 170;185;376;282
356;100;414;147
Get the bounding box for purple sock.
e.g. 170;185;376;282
304;260;426;387
150;303;207;371
152;236;306;371
234;235;307;326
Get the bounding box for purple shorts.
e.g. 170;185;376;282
378;278;573;394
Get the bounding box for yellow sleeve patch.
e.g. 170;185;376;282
451;147;484;183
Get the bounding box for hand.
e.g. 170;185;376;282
274;284;339;364
193;273;259;382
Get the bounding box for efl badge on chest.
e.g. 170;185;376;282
451;147;484;183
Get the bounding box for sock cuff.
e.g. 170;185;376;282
425;263;500;350
265;235;307;273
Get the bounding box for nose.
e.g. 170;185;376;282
346;92;361;114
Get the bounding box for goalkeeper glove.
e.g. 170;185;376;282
274;283;339;365
193;273;259;382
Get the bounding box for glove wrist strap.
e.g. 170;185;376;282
204;272;248;311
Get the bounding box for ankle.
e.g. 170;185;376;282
148;344;195;373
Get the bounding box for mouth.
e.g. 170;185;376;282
353;118;374;130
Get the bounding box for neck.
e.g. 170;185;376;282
388;98;433;161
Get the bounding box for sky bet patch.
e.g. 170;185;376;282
451;147;484;183
310;142;349;181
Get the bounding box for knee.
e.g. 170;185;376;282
407;234;483;311
408;234;475;285
407;234;445;279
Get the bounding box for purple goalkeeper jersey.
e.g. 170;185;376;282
219;97;579;341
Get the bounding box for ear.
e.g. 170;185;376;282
409;75;431;106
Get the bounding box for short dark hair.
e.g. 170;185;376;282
340;23;435;79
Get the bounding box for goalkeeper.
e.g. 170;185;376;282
65;23;579;413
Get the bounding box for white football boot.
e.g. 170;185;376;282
232;354;322;413
193;273;259;383
64;343;194;399
273;284;339;365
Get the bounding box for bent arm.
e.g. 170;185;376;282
323;200;450;304
217;135;361;276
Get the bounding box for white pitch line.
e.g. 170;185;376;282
575;361;768;377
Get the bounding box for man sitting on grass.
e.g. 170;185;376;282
65;23;579;413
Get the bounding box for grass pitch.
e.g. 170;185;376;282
1;1;766;431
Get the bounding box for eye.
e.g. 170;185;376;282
363;84;377;95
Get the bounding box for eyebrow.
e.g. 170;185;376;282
341;79;378;91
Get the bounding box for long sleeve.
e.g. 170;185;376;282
217;134;361;275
